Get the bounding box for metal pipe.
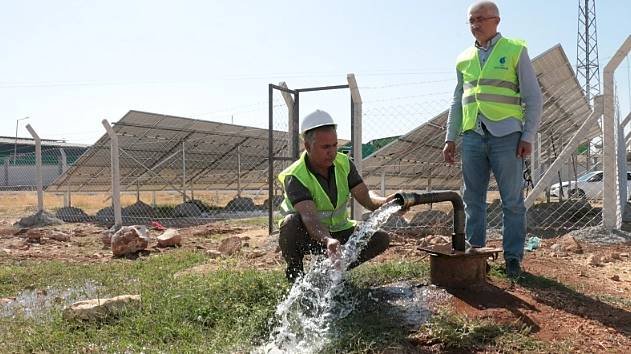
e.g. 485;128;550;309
394;191;466;252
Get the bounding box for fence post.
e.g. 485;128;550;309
102;119;122;228
532;133;541;186
525;97;603;209
182;141;187;202
59;148;71;207
279;82;298;159
3;159;8;187
602;35;631;229
25;124;44;213
348;73;363;220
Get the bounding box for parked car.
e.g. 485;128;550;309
549;170;631;199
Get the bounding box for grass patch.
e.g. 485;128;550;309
0;251;288;353
1;257;434;352
348;260;429;287
417;309;543;352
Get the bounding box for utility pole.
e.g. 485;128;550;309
576;0;601;104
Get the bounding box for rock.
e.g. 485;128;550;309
25;229;44;243
206;250;222;258
218;236;242;256
48;231;71;242
417;235;450;248
174;202;204;217
122;201;156;218
611;275;621;282
157;228;181;247
55;207;89;222
62;295;141;321
111;226;149;257
611;253;621;260
14;211;64;228
621;253;629;258
0;297;15;305
550;235;583;254
101;229;114;246
225;197;256;211
589;254;604;267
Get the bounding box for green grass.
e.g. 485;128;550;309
1;255;564;353
0;251;287;353
417;310;544;352
348;260;429;287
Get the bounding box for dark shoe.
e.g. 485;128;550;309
505;259;522;279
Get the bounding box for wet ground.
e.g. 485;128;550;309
1;217;630;351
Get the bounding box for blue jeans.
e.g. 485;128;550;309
461;131;526;262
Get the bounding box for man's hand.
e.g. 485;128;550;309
443;141;456;164
516;140;532;158
325;237;342;270
325;237;341;257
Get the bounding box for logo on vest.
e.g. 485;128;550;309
494;56;508;70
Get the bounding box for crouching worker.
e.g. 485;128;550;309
278;109;395;282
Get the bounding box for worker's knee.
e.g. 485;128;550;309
279;213;309;254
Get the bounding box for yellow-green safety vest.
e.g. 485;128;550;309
456;37;526;132
278;152;356;232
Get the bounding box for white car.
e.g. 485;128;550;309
549;170;631;199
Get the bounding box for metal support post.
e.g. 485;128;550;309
25;124;43;212
4;159;8;187
525;97;604;209
182;141;187;202
237;145;241;197
348;73;363;220
102;120;122;228
380;170;386;196
59;148;70;207
279;82;298;159
603;35;631;229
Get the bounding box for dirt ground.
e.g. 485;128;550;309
1;217;630;352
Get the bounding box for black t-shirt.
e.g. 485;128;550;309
284;155;363;206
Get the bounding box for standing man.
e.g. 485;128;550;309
278;109;393;282
442;1;543;278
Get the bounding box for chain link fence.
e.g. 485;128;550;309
3;42;629;240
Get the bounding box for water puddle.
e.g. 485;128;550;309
256;203;403;353
369;281;451;331
0;280;103;321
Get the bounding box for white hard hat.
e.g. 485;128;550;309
300;109;336;134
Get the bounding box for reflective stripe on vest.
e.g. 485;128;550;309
456;37;526;132
277;152;356;232
462;93;521;105
463;79;519;92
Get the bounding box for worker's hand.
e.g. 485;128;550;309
443;141;456;164
516;140;532;159
325;237;342;270
325;237;341;257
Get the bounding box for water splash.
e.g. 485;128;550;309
256;203;401;354
0;280;102;322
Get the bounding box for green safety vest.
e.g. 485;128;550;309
278;152;356;232
457;37;526;132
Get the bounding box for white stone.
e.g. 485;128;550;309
63;295;141;321
157;228;181;247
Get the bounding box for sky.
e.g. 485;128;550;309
1;0;630;145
